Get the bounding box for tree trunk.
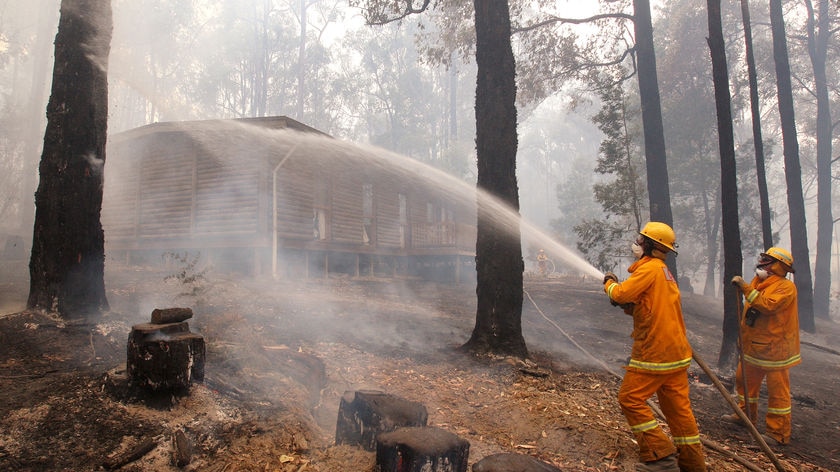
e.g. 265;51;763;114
769;0;815;332
702;187;721;298
28;0;112;317
707;0;744;368
805;0;833;320
297;0;307;120
740;0;773;249
462;0;527;359
633;0;677;278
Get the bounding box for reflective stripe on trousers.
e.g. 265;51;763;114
618;369;706;471
734;362;792;443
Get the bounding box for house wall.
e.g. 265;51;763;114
103;117;476;281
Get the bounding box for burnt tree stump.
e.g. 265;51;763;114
127;320;205;392
375;426;470;472
335;390;428;451
472;453;562;471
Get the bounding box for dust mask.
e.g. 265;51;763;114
755;267;770;280
631;242;644;259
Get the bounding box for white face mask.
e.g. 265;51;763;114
631;242;644;259
755;267;770;280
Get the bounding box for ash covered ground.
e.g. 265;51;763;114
1;260;839;471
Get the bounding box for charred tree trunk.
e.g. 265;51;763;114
462;0;527;359
28;0;112;318
633;0;677;278
740;0;773;249
769;0;815;332
805;0;833;320
707;0;744;368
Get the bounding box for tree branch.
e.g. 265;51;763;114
513;12;634;34
357;0;432;25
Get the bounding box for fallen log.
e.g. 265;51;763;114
103;437;158;470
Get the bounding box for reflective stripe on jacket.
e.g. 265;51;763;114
604;256;693;374
741;274;801;370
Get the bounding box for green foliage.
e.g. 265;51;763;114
163;251;210;302
573;68;646;270
573;218;632;273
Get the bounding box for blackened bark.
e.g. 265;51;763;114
633;0;676;278
28;0;112;317
805;0;833;320
706;0;744;368
462;0;527;359
769;0;815;332
740;0;773;249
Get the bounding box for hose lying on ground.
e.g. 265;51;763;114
524;289;787;472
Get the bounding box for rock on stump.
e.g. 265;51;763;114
127;308;205;393
472;453;562;471
335;390;428;451
375;426;470;472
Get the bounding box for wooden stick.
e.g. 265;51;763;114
692;352;787;472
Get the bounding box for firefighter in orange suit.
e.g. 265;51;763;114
728;247;800;446
602;222;706;472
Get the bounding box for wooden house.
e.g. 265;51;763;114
102;116;476;282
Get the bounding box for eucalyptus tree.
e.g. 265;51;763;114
706;0;745;367
654;0;722;293
29;0;112;317
353;0;527;358
573;68;646;273
769;0;815;332
802;0;835;321
739;0;774;249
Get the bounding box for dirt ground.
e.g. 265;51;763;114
1;260;839;471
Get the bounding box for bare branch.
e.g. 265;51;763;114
513;12;634;34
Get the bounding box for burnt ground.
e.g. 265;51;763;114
1;260;839;471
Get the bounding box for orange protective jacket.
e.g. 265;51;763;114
604;256;693;374
739;274;801;370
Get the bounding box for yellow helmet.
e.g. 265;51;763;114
761;247;795;273
639;221;678;254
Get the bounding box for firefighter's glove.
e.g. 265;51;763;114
603;272;618;285
731;275;747;289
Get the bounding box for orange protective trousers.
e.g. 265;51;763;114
618;369;706;471
734;362;792;443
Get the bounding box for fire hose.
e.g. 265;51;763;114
524;289;788;472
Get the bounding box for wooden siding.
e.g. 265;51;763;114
194;152;261;235
375;181;403;249
330;174;364;244
275;160;315;240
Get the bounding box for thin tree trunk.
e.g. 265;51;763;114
28;0;112;317
769;0;815;332
462;0;527;358
633;0;677;278
707;0;744;368
740;0;773;249
297;0;307;120
805;0;833;320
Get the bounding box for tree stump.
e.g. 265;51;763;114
472;453;562;471
127;321;205;392
375;426;470;472
172;429;192;467
335;390;428;451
